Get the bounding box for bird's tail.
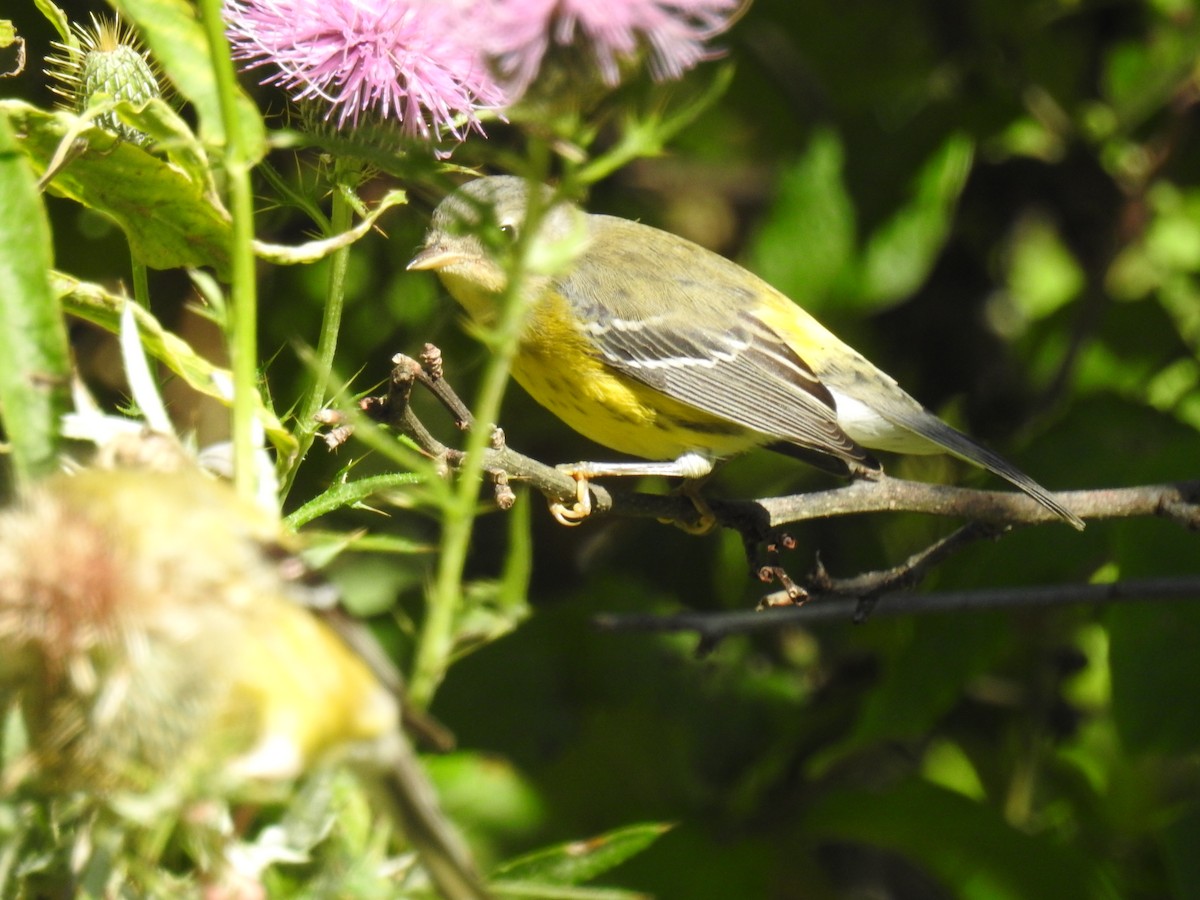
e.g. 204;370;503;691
889;408;1085;530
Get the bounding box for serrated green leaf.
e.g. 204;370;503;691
859;133;974;307
254;190;408;265
493;823;672;887
285;473;429;530
2;100;232;276
748;129;855;310
114;96;219;197
109;0;266;160
51;271;294;456
0;113;71;486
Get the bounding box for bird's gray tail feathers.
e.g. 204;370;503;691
890;408;1085;530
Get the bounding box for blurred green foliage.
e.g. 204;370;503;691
3;0;1200;896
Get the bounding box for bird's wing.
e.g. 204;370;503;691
558;224;876;472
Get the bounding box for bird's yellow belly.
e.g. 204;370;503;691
442;273;764;461
510;304;760;461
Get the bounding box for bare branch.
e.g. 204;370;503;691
749;478;1200;530
594;577;1200;653
347;346;1200;614
360;350;615;515
354;348;1200;536
758;522;1006;618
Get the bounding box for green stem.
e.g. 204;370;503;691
130;253;150;309
197;0;258;503
409;335;521;710
409;168;550;710
284;472;423;530
280;167;358;500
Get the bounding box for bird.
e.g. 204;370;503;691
408;175;1083;531
0;450;491;899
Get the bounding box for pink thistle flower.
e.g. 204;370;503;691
223;0;508;142
489;0;741;94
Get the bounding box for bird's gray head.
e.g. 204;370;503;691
431;176;555;236
407;177;585;296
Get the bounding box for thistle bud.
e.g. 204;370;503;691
45;14;162;146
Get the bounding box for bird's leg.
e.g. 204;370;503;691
548;453;716;527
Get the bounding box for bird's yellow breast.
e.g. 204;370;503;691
441;271;763;461
514;308;762;460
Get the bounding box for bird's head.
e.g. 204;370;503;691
408;176;587;320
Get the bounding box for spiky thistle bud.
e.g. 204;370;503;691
45;14;162;146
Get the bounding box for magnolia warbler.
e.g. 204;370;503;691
409;176;1083;531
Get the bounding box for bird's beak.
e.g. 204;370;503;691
406;243;462;272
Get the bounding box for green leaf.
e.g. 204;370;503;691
748;128;855;309
0;112;71;486
858;133;974;307
51;271;294;456
254;189;409;265
284;473;429;530
1005;215;1085;323
109;0;266;159
493;823;672;887
2;100;232;276
1102;30;1200;132
32;0;72;45
805;780;1116;900
113;96;220;197
0;27;24;78
423;752;543;837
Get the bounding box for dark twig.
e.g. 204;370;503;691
414;344;472;430
756;522;1006;620
361;350;614;515
594;577;1200;653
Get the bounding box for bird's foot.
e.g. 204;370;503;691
659;480;717;534
548;470;593;526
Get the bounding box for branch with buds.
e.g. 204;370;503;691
346;345;1200;618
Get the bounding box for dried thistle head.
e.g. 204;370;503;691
44;13;163;146
0;463;399;797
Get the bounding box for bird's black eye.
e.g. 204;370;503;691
498;221;519;242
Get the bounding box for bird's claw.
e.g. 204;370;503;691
548;471;592;526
